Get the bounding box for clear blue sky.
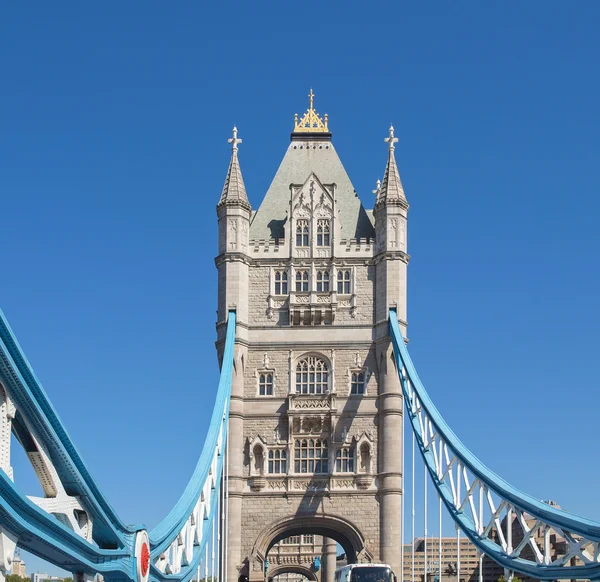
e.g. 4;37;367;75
2;1;600;576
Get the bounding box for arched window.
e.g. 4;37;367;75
259;373;273;396
294;438;328;473
316;270;329;292
337;270;351;294
274;271;288;295
296;220;309;247
350;371;365;395
335;447;355;473
317;220;330;246
295;356;329;394
295;270;309;292
268;449;287;474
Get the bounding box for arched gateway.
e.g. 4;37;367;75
215;93;409;582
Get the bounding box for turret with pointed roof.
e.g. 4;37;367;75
218;126;251;210
375;125;408;208
373;123;409;323
215;126;251;326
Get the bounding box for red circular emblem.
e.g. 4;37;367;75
140;542;150;578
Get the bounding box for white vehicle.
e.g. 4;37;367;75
334;564;397;582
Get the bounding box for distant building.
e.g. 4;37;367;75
11;554;26;578
402;537;503;582
31;574;67;582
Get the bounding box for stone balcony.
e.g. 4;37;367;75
287;392;336;412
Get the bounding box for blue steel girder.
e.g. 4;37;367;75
0;309;237;582
389;309;600;580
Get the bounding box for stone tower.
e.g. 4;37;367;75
215;93;409;582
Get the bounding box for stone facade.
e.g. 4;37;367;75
216;99;409;582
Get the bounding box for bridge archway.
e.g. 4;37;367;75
251;512;371;575
269;565;317;582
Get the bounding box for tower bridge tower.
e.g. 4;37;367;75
215;93;409;582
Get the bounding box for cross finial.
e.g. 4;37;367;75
228;126;242;151
384;124;398;151
372;178;381;195
309;88;315;110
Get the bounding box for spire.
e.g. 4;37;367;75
376;125;407;207
293;89;330;134
218;126;251;209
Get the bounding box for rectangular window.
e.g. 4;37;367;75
316;270;330;292
259;373;273;396
294;438;328;474
268;449;287;474
296;220;309;247
274;271;288;295
302;535;314;545
337;270;351;294
351;371;365;395
335;448;355;472
317;220;330;246
295;270;309;292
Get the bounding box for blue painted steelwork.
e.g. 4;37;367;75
389;309;600;580
0;309;237;582
149;310;236;582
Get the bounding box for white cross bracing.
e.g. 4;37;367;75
398;364;600;578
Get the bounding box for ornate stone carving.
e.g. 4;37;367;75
293;479;328;491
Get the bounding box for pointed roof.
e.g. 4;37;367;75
249;140;374;241
376;125;407;207
218;126;251;210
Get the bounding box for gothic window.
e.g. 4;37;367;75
282;536;301;545
316;270;330;292
259;373;273;396
337;270;351;294
295;356;329;394
296;220;309;247
294;438;328;474
335;447;355;473
350;371;365;395
295;270;309;292
274;271;288;295
268;449;287;474
317;220;330;246
303;535;314;544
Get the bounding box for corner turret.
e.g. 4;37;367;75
216;126;251;326
373;125;409;330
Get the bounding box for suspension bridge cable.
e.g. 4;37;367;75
438;496;442;582
424;464;428;582
411;430;415;582
456;527;460;582
225;432;229;582
401;393;405;582
211;507;215;582
205;530;209;582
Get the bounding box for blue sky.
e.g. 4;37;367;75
2;1;600;576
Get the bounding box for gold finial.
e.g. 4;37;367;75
228;126;242;151
372;179;381;195
384;124;398;151
293;89;329;133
